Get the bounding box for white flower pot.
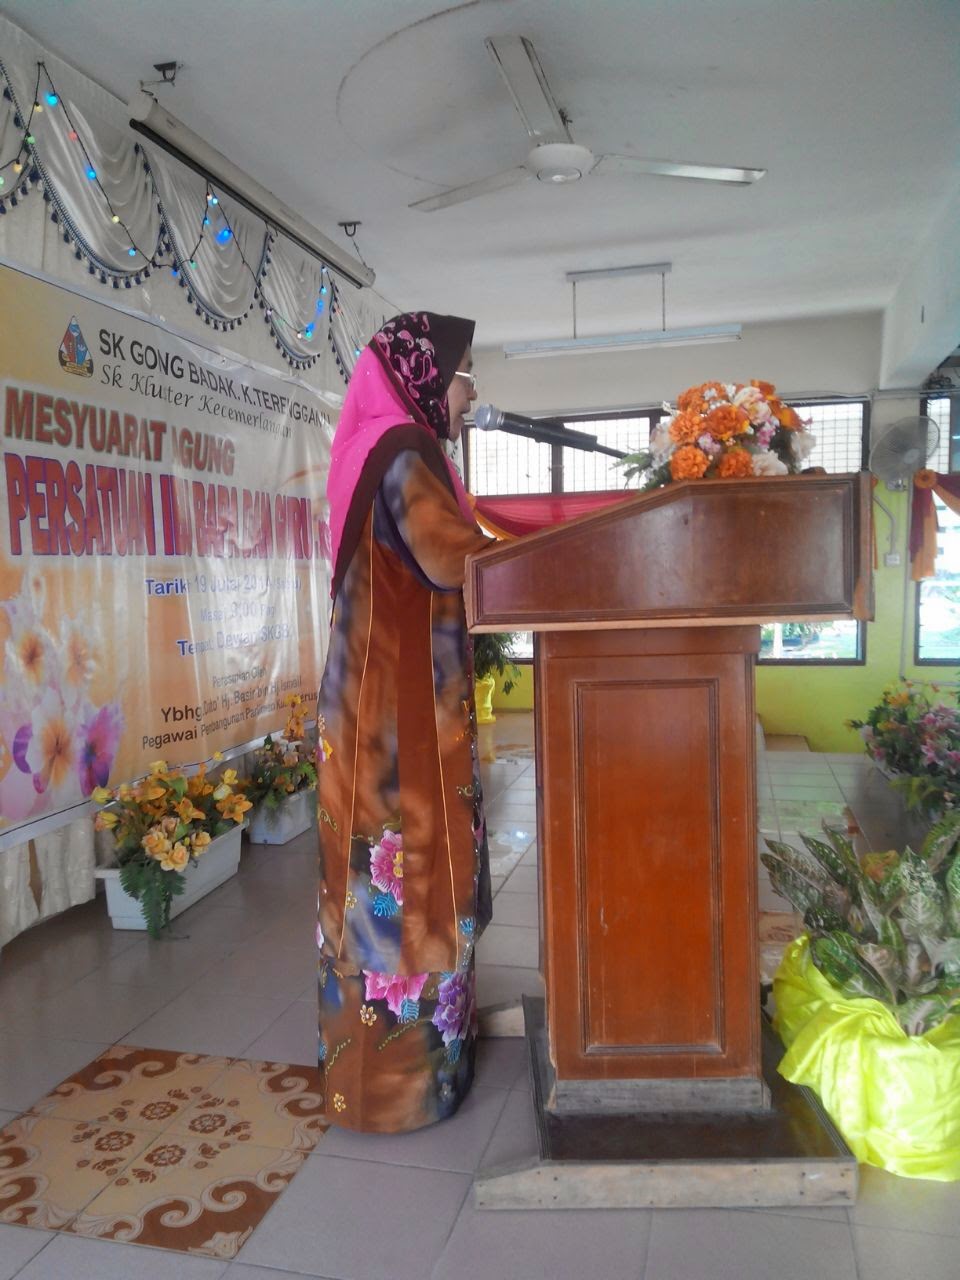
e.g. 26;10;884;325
247;788;315;846
94;826;242;930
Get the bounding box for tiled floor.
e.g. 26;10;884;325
1;713;958;1278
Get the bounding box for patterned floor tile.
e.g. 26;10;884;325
168;1059;326;1152
0;1113;154;1230
28;1046;231;1132
67;1132;307;1260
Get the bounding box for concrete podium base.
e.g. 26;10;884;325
474;997;858;1211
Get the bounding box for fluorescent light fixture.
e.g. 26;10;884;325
128;92;374;289
503;324;742;359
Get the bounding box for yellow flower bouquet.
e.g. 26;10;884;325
246;695;319;817
92;759;252;935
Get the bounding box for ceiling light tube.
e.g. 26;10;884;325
128;92;374;289
503;324;742;359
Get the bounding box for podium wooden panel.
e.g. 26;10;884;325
466;474;872;1123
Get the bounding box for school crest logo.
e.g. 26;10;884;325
58;315;94;377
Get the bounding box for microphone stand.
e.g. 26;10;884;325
469;415;627;459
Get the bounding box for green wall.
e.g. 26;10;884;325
492;492;946;750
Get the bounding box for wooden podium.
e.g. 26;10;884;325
465;474;872;1209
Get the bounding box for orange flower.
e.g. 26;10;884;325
677;381;727;415
704;404;749;441
142;828;172;859
670;445;710;480
751;379;777;397
668;410;704;445
218;794;253;823
716;449;754;478
776;404;803;430
176;797;205;823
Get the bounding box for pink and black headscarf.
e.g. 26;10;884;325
326;311;476;597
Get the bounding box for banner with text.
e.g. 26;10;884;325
0;263;338;842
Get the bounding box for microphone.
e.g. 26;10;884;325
472;404;626;458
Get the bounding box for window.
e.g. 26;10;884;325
465;399;868;665
466;411;658;496
759;399;867;663
915;396;960;663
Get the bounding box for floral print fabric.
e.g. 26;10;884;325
316;447;491;1132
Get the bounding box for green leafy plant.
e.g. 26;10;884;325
473;632;522;696
93;760;252;937
762;816;960;1035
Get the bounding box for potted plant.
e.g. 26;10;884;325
848;680;960;817
246;695;320;845
473;633;522;725
91;759;253;936
762;818;960;1179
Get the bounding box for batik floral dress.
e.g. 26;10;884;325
316;445;493;1133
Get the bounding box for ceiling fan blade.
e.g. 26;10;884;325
593;154;767;185
409;166;532;213
485;36;571;143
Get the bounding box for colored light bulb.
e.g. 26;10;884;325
68;129;78;141
111;213;120;223
128;247;136;256
216;227;232;244
86;166;96;180
46;92;58;107
12;160;22;174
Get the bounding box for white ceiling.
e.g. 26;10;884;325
2;0;958;348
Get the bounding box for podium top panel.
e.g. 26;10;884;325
465;472;873;632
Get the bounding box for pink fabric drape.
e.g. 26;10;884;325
472;491;634;537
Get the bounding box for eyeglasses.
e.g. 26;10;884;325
452;370;477;393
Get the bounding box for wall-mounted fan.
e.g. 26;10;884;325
409;36;767;212
868;416;941;491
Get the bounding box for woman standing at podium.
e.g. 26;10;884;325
316;312;493;1132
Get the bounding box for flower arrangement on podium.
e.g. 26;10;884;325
848;681;960;817
92;760;252;936
619;380;816;490
245;694;319;844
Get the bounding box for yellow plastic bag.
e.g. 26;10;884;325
773;936;960;1181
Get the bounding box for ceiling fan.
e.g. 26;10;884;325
410;36;767;213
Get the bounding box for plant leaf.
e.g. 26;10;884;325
920;935;960;981
892;850;947;939
896;992;960;1036
800;832;862;900
761;841;828;915
809;933;888;1002
921;811;960;872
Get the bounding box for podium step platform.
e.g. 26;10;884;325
474;997;857;1211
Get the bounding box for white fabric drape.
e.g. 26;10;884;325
0;819;97;948
145;142;267;323
260;232;328;362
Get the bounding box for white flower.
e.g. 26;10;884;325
649;422;673;461
751;452;789;476
790;431;816;462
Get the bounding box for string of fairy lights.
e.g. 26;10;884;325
0;58;367;375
